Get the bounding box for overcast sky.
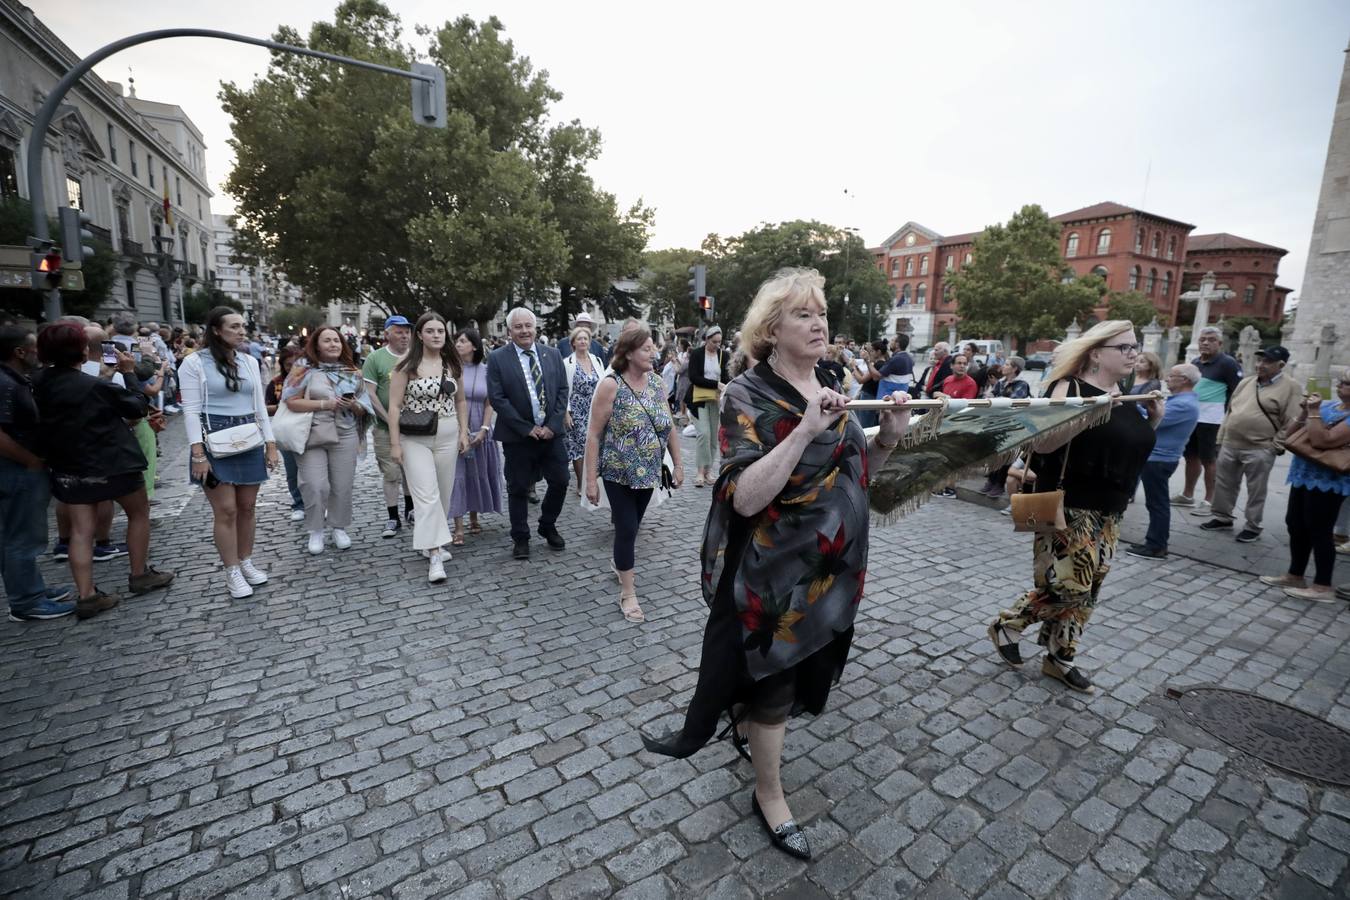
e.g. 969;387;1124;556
37;0;1350;300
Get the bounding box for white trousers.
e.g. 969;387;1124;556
402;415;459;551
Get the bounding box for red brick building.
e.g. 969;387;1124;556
1180;233;1292;323
869;202;1289;346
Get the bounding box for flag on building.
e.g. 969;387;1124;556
162;183;172;228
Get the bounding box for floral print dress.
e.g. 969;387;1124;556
599;372;671;489
565;361;599;462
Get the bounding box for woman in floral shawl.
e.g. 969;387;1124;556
643;268;912;861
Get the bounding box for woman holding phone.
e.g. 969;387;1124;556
282;326;368;556
180;307;278;599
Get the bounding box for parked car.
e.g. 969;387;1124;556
1025;351;1054;371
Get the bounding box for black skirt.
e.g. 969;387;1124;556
50;469;144;505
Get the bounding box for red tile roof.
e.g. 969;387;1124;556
1053;201;1194;230
1185;233;1287;254
938;231;979;246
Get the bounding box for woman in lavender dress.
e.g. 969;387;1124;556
563;328;601;494
449;329;502;545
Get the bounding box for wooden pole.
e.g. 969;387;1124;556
843;391;1164;411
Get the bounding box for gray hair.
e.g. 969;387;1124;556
1197;325;1223;340
505;307;536;327
932;341;950;355
1005;356;1025;372
113;315;137;336
1172;363;1202;386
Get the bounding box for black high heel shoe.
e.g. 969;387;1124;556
641;732;706;759
752;791;811;860
717;713;752;763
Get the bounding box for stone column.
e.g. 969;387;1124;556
1065;318;1082;343
1167;326;1184;363
1316;323;1338;391
1142;317;1163;356
1237;325;1261;375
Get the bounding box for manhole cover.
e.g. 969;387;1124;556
1173;686;1350;786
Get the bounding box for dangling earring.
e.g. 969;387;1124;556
768;344;779;368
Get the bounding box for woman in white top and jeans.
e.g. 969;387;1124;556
389;312;469;583
180;307;279;599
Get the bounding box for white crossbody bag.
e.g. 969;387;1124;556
200;355;265;457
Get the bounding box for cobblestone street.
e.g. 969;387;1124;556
3;426;1350;900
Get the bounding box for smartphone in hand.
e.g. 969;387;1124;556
101;341;117;365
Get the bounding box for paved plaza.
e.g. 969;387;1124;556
3;426;1350;899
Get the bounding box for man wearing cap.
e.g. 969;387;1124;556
557;311;608;366
1199;346;1303;543
362;315;415;536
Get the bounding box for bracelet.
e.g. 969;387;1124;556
191;455;207;463
875;435;900;451
1308;414;1321;419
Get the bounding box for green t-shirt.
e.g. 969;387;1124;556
362;346;406;429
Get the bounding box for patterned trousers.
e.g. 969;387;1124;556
996;508;1121;665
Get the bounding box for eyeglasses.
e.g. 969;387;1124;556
1104;343;1141;354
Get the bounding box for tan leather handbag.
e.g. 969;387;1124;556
1010;438;1072;534
1284;423;1350;474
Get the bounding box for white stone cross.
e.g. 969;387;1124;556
1181;272;1235;356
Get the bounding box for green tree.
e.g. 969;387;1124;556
697;221;891;339
271;304;328;337
221;2;646;331
639;248;703;329
1105;290;1160;329
1222;315;1284;343
0;196;115;320
182;287;242;325
947;204;1100;350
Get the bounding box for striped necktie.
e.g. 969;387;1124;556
525;349;547;417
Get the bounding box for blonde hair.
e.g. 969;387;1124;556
740;267;827;363
569;326;592;347
1047;319;1136;383
1136;351;1163;380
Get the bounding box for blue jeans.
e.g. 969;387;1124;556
281;449;304;509
1141;459;1178;550
0;457;53;612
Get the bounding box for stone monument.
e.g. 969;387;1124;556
1166;326;1184;364
1237;325;1261;375
1064;318;1082;343
1289;40;1350;384
1180;272;1234;357
1142;317;1163;356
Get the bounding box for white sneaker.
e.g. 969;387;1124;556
381;518;399;538
307;531;325;555
225;565;254;599
1189;500;1212;517
332;529;352;550
289;509;305;523
238;558;268;586
428;552;447;583
1169;493;1194;507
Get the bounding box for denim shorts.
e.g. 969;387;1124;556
193;414;268;486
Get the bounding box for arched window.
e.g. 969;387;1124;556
900;283;911;304
1151;232;1161;256
1135;227;1145;252
1128;266;1140;290
916;283;927;306
1145;268;1156;294
890;258;900;277
1161;271;1172;298
1167;235;1177;261
905;257;914;277
919;255;929;275
1243;284;1256;305
1066;232;1079;258
945;254;954;271
964;252;973;265
1091;265;1109;279
1096;229;1112;255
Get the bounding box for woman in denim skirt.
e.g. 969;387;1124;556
180;307;278;600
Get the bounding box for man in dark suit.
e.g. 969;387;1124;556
486;308;571;559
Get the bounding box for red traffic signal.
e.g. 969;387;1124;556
33;250;62;288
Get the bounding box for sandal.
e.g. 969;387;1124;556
717;709;752;763
451;533;465;546
693;473;706;488
619;593;645;623
988;622;1023;667
467;521;482;535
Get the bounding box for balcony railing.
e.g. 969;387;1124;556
120;238;143;258
88;224;112;244
188;263;200;278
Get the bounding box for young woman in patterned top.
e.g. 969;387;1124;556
583;327;684;623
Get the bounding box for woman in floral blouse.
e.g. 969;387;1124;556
584;327;683;623
642;268;912;862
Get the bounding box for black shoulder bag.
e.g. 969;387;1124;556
399;368;451;436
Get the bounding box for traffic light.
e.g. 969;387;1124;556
59;207;94;266
701;294;716;321
410;62;447;128
688;264;706;305
33;249;62;289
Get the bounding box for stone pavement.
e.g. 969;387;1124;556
3;425;1350;899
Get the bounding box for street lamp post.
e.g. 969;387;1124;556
145;233;179;324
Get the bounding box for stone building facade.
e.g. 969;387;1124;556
0;0;214;324
1289;40;1350;383
211;214;303;331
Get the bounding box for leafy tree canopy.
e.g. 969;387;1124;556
695;220;890;341
221;0;650;330
946;204;1100;350
1105;290;1159;329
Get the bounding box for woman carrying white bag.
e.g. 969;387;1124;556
180;307;279;600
